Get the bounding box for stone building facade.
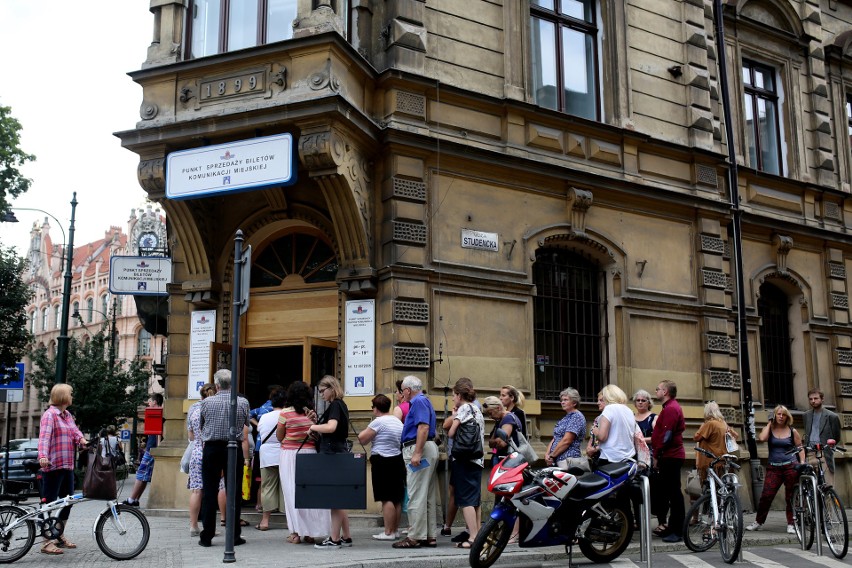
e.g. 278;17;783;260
118;0;852;510
6;206;168;442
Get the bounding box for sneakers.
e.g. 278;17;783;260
787;524;796;534
440;526;452;537
122;498;140;506
372;532;398;541
314;537;342;549
341;537;353;547
451;530;470;543
745;521;762;531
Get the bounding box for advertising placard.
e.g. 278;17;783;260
187;310;216;399
344;300;375;396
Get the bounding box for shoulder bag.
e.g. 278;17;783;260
83;438;117;500
725;431;739;454
452;418;483;461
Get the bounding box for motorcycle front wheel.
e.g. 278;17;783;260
469;516;513;568
578;502;634;563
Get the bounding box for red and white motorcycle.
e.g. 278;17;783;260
470;429;637;568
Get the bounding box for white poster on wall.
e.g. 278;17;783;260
187;310;216;399
344;299;375;396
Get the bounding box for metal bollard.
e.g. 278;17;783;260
810;475;822;557
638;475;652;568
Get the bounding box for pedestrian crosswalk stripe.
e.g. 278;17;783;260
671;552;716;568
609;558;642;568
742;550;788;568
786;547;848;568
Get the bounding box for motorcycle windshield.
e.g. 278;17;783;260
500;452;527;469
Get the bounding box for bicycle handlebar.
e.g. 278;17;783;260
693;446;741;470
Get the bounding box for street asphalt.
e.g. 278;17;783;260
0;485;837;567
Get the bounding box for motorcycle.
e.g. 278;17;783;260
470;429;637;568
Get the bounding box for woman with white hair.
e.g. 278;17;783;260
544;388;586;470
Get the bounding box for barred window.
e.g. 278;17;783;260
757;282;794;407
533;248;607;402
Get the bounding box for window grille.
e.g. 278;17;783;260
757;282;794;407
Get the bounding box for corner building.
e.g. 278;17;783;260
120;0;852;510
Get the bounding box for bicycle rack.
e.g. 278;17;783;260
638;475;652;568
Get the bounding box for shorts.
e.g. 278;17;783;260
136;451;155;482
370;453;405;504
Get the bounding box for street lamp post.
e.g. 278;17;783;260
54;193;78;385
1;193;78;384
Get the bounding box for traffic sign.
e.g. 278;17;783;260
120;429;131;441
0;364;24;390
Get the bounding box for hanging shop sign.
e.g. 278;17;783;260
344;299;375;396
165;133;295;200
461;229;499;252
187;310;217;399
109;256;172;296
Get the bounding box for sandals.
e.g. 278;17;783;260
255;524;269;531
392;537;422;549
56;536;77;549
287;533;301;544
652;524;668;537
456;540;473;549
302;536;316;544
221;519;250;527
419;538;437;548
41;542;63;555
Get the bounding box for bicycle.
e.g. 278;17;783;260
683;447;743;564
787;440;848;559
0;488;150;562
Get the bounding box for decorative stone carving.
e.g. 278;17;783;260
567;187;593;236
309;58;340;93
138;159;166;195
140;102;159;120
392;300;430;324
293;2;342;38
706;333;731;353
391;177;427;202
837;348;852;366
298;125;374;268
702;268;727;289
773;234;793;273
700;234;725;255
829;262;846;279
831;293;849;309
839;382;852;397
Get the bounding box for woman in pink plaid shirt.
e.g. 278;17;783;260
37;384;88;555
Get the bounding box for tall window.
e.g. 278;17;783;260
54;305;61;329
42;308;49;331
137;329;152;357
72;302;79;326
189;0;341;58
29;312;36;334
533;248;607;401
101;294;109;318
758;282;794;407
743;60;781;175
86;298;94;323
530;0;599;120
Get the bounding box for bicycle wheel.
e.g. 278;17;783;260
0;505;35;563
791;484;815;549
820;488;848;559
94;503;150;560
684;493;716;552
718;492;743;564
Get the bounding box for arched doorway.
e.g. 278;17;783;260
242;228;339;408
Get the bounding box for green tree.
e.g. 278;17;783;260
28;331;150;435
0;242;32;374
0;105;35;216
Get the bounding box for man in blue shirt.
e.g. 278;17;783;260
393;376;438;549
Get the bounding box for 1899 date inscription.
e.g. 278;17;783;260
200;71;265;101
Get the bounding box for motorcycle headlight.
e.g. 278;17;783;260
492;483;516;494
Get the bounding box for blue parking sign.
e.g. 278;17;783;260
120;429;131;441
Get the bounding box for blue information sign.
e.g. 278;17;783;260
120;429;131;441
0;363;24;390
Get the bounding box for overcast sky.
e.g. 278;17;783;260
0;1;154;256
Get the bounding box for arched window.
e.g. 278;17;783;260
758;282;794;407
101;294;109;317
137;329;152;357
533;248;607;401
250;231;338;288
86;298;94;323
54;305;61;329
72;302;79;326
29;311;36;334
42;307;49;331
